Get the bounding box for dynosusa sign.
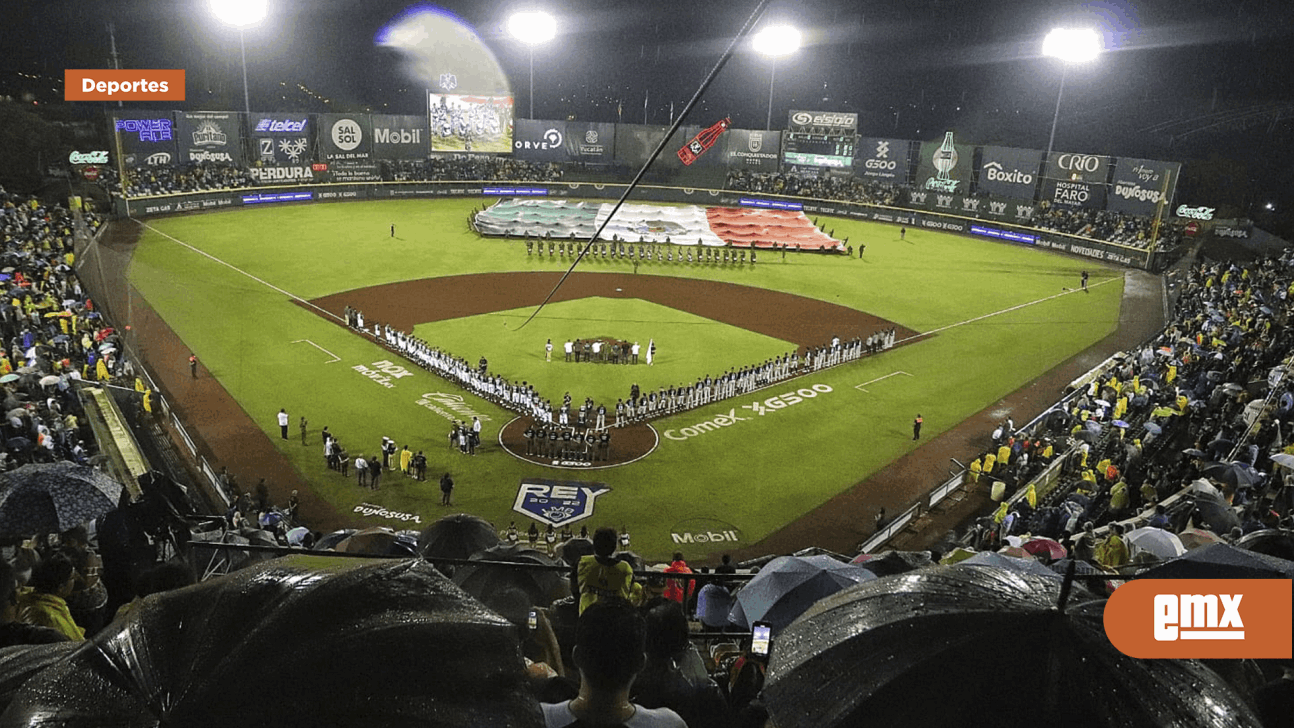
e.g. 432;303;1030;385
513;479;610;527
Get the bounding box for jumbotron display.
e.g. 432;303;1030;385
428;92;514;153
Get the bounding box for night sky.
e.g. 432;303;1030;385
4;0;1294;215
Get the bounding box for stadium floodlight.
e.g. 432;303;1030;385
1042;27;1101;158
753;25;801;131
210;0;269;116
508;11;557;119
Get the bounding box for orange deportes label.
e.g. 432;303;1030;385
65;69;186;101
1104;579;1292;659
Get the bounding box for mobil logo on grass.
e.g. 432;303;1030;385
513;479;610;527
1104;579;1292;659
671;517;743;545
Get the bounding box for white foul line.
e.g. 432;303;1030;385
896;274;1121;345
292;339;341;363
855;371;912;392
137;221;342;323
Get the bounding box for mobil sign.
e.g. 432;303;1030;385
513;479;610;527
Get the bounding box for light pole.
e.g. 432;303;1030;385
753;25;800;131
210;0;268;115
508;11;556;119
1042;28;1100;159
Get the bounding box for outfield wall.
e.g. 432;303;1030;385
110;182;1171;271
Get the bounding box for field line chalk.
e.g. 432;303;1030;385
136;221;342;323
896;274;1122;346
291;339;341;364
855;371;912;392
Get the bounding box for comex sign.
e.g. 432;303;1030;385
664;384;833;441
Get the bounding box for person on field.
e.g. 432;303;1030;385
277;409;289;440
188;353;198;378
440;471;454;505
913;414;923;440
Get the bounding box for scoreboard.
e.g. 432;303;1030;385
782;110;858;169
782;132;856;168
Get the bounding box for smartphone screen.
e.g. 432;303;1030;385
528;610;538;631
751;622;772;657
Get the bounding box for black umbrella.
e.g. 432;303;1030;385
1199;461;1263;489
454;543;565;607
313;528;357;551
1189;493;1242;534
0;643;79;715
417;513;500;561
852;550;933;577
0;462;124;538
762;566;1259;728
557;536;595;566
1233;528;1294;561
1137;543;1294;580
1;556;544;727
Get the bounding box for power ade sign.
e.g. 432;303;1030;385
318;114;372;161
977;146;1042;199
513;119;569;162
247;115;314;165
1108;157;1181;216
787;109;857;133
113;116;178;168
1043;151;1111;183
564;122;616;163
853;138;909;181
370;114;428;160
722;129;781;172
175;111;243;165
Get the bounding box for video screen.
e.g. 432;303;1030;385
428;93;513;154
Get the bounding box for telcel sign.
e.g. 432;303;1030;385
1176;205;1216;221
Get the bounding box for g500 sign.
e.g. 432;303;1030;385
664;384;833;441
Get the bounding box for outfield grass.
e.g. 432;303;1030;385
414;297;796;407
127;197;1123;560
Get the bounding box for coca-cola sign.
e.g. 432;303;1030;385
69;150;109;165
1175;205;1215;220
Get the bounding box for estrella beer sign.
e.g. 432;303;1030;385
513;479;610;527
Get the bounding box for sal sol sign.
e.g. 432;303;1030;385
513;479;610;527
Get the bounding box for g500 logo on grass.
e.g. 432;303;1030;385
1104;579;1292;659
664;384;833;441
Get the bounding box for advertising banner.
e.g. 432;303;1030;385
979;197;1037;225
113;115;179;167
175;111;243;166
1042;178;1106;210
370;115;428;160
1107;157;1181;216
907;189;996;218
786;110;858;134
1043;151;1111;183
512;119;569;162
914;133;973;194
324;161;383;182
614;124;669;167
722;129;781;172
563;122;616;163
247;165;318;184
976;146;1042;199
853;138;909;182
317;114;372;161
247;114;315;166
428;93;513;153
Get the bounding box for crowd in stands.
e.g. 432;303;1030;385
725;169;903;206
1033;201;1186;251
951;252;1294;570
100;162;254;198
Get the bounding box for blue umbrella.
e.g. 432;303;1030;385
1143;422;1163;435
1111;420;1130;429
729;555;876;631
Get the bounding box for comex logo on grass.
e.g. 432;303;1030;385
1104;579;1292;659
664;384;834;441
